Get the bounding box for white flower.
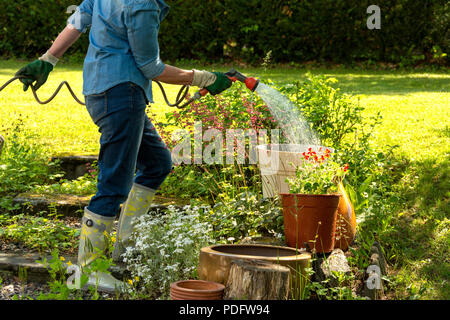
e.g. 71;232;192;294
124;205;214;299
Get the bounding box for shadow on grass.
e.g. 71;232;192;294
386;157;449;298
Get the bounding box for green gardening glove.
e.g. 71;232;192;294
15;60;53;92
205;72;232;95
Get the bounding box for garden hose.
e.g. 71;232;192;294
0;75;192;108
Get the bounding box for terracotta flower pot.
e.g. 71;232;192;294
280;193;340;254
170;280;225;300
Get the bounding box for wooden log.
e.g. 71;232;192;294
224;259;291;300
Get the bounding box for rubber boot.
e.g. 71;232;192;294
112;183;156;262
77;207;124;294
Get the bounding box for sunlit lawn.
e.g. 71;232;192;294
1;60;447;162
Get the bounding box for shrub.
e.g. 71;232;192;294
0;0;447;65
122;205;214;299
0;116;63;196
157;83;277;201
208;191;284;243
277;74;398;202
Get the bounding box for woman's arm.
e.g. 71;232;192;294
153;65;194;85
48;25;83;59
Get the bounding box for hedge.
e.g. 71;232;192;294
0;0;448;64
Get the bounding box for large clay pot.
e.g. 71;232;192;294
170;280;225;300
280;193;340;254
334;183;357;251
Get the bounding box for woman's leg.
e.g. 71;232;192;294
86;82;148;217
134;115;173;189
112;102;172;261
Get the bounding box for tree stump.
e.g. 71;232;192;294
224;259;291;300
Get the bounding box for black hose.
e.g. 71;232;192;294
0;76;191;108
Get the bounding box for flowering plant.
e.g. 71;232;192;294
286;148;349;195
122;205;214;299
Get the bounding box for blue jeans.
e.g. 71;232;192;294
85;82;172;217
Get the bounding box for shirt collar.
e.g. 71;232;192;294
155;0;170;21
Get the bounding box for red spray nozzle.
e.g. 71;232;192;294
244;77;259;92
225;68;260;92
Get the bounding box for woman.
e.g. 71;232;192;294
16;0;231;292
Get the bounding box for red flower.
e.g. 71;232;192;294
343;164;349;172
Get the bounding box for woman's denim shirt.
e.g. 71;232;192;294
68;0;170;102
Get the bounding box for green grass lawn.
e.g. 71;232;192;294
0;59;449;299
2;60;447;160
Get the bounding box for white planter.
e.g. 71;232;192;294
256;144;334;198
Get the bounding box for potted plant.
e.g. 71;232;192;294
280;148;349;253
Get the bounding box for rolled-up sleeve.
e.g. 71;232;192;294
126;5;166;80
67;0;94;33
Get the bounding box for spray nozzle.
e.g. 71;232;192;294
225;68;260;92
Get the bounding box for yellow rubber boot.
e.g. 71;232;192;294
77;207;124;293
112;183;156;262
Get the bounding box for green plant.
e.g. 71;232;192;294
122;205;214;299
287;148;348;195
0;210;79;254
206;191;284;243
301;255;361;300
36;247;118;300
36;250;85;300
32;174;97;196
0;116;63;195
158;84;277;202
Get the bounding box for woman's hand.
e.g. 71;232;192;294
15;60;54;92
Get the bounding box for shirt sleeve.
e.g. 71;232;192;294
67;0;94;33
125;5;166;80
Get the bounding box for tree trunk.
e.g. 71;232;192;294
224;259;291;300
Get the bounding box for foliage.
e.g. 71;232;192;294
287;148;349;195
32;172;97;196
0;116;63;195
0;209;79;254
0;1;448;66
277;74;398;200
302;258;361;300
122;205;214;299
157;83;277;202
207;191;284;243
36;249;116;300
0;0;88;58
36;250;85;300
278;76;366;148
